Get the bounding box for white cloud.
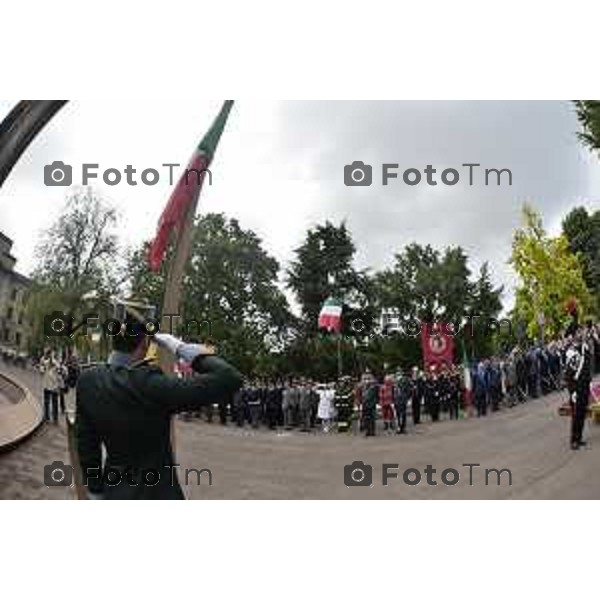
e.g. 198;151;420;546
1;100;599;310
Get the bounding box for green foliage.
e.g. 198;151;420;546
575;100;600;155
29;191;596;375
511;204;592;339
128;213;293;375
26;189;121;353
562;205;600;315
374;243;503;362
286;221;374;332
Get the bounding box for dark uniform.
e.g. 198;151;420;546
447;372;460;420
363;381;379;437
411;371;423;425
565;337;592;450
334;378;354;433
246;384;262;428
438;373;450;417
489;363;502;411
76;355;242;499
526;349;539;399
425;375;440;422
233;387;246;427
265;384;281;430
473;364;488;417
395;375;410;433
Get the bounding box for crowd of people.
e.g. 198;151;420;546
178;323;600;439
36;350;79;423
2;323;598;441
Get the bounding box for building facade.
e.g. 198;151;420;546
0;231;30;349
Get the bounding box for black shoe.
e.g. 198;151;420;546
578;440;587;447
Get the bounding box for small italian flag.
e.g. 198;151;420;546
318;297;343;332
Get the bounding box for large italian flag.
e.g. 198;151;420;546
318;297;343;332
148;101;234;271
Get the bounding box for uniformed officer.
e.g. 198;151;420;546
410;367;423;425
298;378;312;432
233;385;246;427
425;367;441;422
362;374;379;437
282;380;296;429
473;361;488;417
489;359;502;411
75;320;242;500
394;371;410;434
334;376;354;433
565;330;592;450
379;375;395;432
265;380;281;430
447;368;460;420
246;380;262;428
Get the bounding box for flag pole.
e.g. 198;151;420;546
156;101;234;373
158;200;197;372
337;333;343;379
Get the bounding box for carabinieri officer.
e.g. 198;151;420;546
75;316;242;499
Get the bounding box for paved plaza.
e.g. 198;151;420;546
1;364;599;499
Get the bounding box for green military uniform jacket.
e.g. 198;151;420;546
75;355;242;500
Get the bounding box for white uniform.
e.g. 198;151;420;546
317;388;335;420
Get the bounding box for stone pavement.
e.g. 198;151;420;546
0;364;72;499
1;363;599;499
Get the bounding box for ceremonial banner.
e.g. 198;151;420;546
148;100;234;271
420;322;455;369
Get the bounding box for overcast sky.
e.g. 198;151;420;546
1;100;599;310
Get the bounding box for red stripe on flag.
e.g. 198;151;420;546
318;313;342;332
148;151;210;271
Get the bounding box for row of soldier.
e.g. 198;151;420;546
179;323;600;435
182;366;466;435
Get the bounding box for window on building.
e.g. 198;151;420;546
6;307;13;320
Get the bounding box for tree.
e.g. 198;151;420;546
128;213;292;375
26;188;121;352
511;204;592;339
287;221;373;331
373;243;503;364
575;100;600;155
468;262;505;357
283;221;379;378
562;206;600;314
375;244;472;326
